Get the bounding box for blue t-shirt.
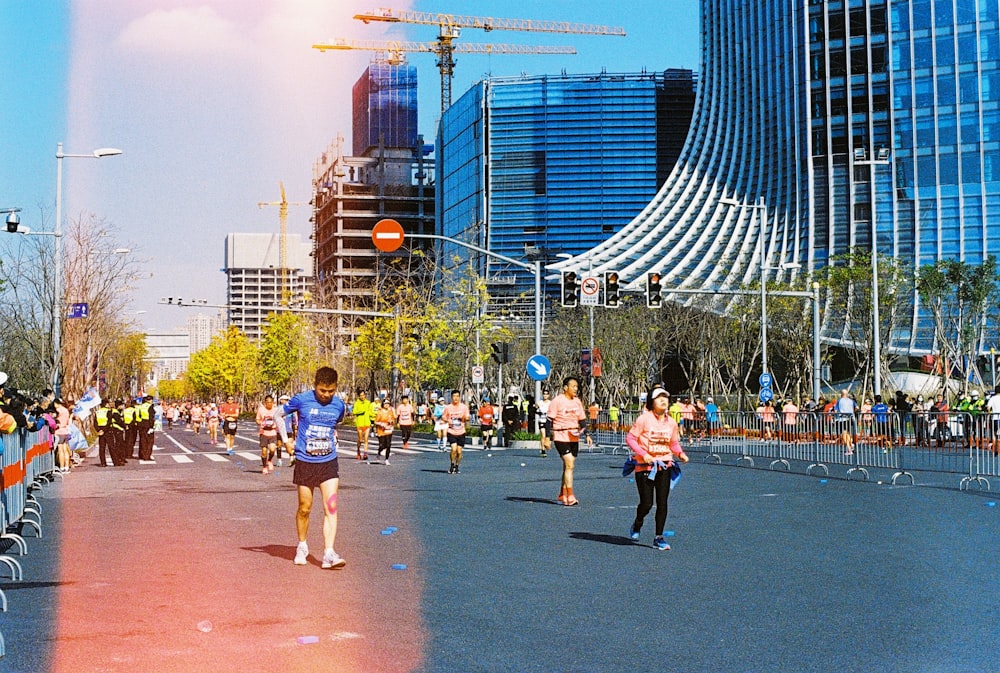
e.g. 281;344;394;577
872;402;890;423
283;391;346;463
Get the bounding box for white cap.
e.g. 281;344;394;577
278;394;290;402
650;386;670;401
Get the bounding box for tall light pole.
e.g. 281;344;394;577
54;143;122;394
854;146;892;397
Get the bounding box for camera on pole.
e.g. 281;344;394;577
646;272;663;308
561;271;580;307
604;271;620;307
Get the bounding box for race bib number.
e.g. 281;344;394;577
262;417;275;430
306;438;332;456
450;417;463;429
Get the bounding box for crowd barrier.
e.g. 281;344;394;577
587;407;1000;491
0;425;53;658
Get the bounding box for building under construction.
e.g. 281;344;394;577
311;62;435;349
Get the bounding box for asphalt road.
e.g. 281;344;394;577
3;423;1000;673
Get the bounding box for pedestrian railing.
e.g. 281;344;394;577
585;408;1000;492
1;425;53;658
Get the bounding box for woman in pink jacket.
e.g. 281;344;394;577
626;386;689;550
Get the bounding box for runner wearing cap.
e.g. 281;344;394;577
546;376;592;505
626;385;689;550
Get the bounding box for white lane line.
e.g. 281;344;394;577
204;453;229;462
161;432;194;454
172;455;194;463
236;451;260;461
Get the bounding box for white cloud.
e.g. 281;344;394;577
116;6;246;55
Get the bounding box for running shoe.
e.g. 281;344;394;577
321;550;346;569
564;495;579;506
267;461;274;472
628;527;641;541
384;460;391;466
654;536;671;551
453;465;460;474
227;449;233;456
293;542;308;565
448;463;455;474
276;459;283;467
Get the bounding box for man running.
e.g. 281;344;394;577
442;390;470;474
352;389;374;461
219;395;241;455
277;367;348;569
257;394;280;474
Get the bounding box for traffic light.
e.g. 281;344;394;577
646;272;663;308
491;342;512;365
604;271;620;307
561;271;580;307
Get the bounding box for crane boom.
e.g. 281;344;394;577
354;8;626;36
313;38;576;56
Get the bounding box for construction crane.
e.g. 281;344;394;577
257;181;309;306
317;8;625;112
313;38;575;65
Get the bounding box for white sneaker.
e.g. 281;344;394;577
294;542;308;565
321;550;346;569
384;460;391;466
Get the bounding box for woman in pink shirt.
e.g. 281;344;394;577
546;376;592;506
626;386;689;550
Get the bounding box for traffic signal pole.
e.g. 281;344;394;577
406;233;544;402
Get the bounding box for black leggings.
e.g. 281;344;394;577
378;434;392;459
632;469;672;536
400;424;412;444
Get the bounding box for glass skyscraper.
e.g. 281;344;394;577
558;0;1000;354
439;70;696;307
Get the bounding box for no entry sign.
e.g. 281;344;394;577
371;218;404;253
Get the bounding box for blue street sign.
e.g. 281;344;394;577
67;302;89;319
758;372;773;389
759;387;774;403
526;354;552;381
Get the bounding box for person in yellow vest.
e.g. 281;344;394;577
109;398;127;466
137;395;155;462
94;398;112;467
123;399;138;459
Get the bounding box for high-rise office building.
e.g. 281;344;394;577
557;1;1000;354
439;70;697;309
353;62;419;155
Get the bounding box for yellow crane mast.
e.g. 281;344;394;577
257;181;309;306
316;7;625;112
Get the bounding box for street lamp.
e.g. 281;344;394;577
854;146;891;397
54;142;123;394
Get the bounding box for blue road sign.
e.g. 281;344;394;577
67;302;89;319
526;354;551;381
759;372;773;388
759;387;774;403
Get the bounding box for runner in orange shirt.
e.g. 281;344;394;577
546;376;593;505
442;390;470;474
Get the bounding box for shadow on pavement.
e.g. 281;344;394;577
569;531;636;546
505;496;560;506
239;543;295;562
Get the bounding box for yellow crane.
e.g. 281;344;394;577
317;8;626;112
257;181;309;306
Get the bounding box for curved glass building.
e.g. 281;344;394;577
557;0;1000;354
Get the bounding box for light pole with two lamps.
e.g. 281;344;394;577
54;143;123;394
853;146;892;397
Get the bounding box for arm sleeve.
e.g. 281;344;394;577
626;429;652;461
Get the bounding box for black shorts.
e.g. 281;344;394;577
259;435;277;449
447;433;466;448
554;441;579;457
223;420;239;435
292;458;340;488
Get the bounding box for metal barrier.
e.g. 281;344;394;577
1;424;52;658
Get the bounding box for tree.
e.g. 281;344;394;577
916;257;999;393
258;311;318;395
187;326;261;402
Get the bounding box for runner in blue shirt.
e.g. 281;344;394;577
871;395;891;451
277;367;348;570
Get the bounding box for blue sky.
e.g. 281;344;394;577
1;0;700;331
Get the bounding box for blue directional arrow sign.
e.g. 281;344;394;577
526;354;552;381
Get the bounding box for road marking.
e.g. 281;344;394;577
161;432;193;453
236;451;259;461
171;455;194;463
203;453;229;462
